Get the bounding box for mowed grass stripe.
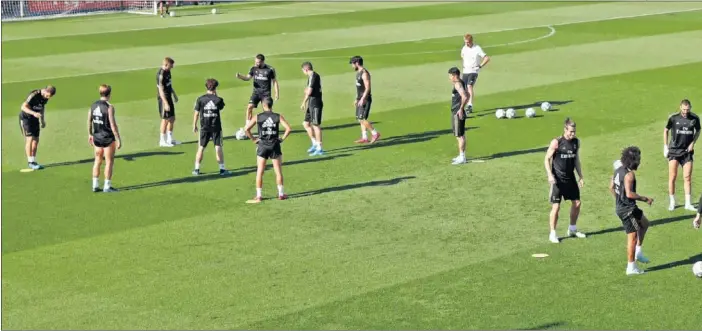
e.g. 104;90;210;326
4;1;701;82
1;2;576;59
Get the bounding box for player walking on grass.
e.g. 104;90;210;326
236;54;279;135
157;57;180;147
447;67;469;165
300;61;325;156
19;85;56;170
192;78;229;176
610;146;653;275
244;98;291;203
544;118;586;243
88;84;121;193
663;99;699;211
349;56;380;144
460;34;490;113
159;0;170;17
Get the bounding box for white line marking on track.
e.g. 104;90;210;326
3;8;699;84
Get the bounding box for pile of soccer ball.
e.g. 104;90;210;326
495;102;551;119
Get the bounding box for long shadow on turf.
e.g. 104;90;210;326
44;151;185;168
288;176;416;199
470;146;548;162
119;153;352;191
584;214;695;237
326;128;475;154
646;252;702;273
519;321;566;330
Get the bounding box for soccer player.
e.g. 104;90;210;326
460;34;490;113
300;61;324;156
19;85;56;170
663;99;699;211
236;54;279;132
693;196;702;229
609;146;653;275
192;78;229;176
159;0;170;17
157;57;180;147
88;84;121;193
349;56;380;144
447;67;469;165
544;118;586;243
243;97;291;203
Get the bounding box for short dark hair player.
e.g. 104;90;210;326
19;85;56;170
192;78;229;176
349;56;381;144
664;99;699;211
447;67;469;165
236;54;279;136
300;61;325;156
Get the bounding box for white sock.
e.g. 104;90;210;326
627;261;636;269
277;185;284;196
310;138;317;145
167;131;173;142
195;162;200;170
550;230;556;236
28;156;35;163
371;129;378;135
670;195;675;203
104;179;111;189
160;134;167;142
256;188;262;198
92;177;99;188
569;225;577;232
361;131;368;139
686;194;692;205
459;152;465;158
635;245;642;255
219;163;225;170
316;142;323;150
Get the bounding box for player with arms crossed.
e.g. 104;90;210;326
236;54;279;135
447;67;469;165
192;78;229;176
609;146;653;275
156;57;180;147
300;61;325;156
460;34;490;113
244;98;291;203
349;56;380;144
88;84;122;193
19;85;56;170
544;118;586;243
663;99;699;211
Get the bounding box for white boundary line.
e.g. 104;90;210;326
3;7;700;84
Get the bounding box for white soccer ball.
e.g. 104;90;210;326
495;109;506;119
525;108;536;118
211;8;217;14
541;102;552;112
506;108;516;119
693;261;702;278
169;11;175;17
235;128;247;140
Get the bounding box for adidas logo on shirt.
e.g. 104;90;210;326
204;100;217;111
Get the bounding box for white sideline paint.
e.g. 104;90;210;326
3;6;700;84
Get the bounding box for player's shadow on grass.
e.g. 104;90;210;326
326;128;476;154
119;153;352;191
646;252;702;273
583;214;695;237
288;176;416;199
290;122;382;135
44;151;184;168
519;322;566;330
469;146;548;162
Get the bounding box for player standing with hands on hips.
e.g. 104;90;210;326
663;99;699;211
192;78;229;176
447;67;469;165
544;118;586;243
460;34;490;113
19;85;56;170
88;84;121;193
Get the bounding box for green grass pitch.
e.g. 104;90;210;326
2;1;702;329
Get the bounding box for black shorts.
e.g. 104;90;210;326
257;142;282;160
617;207;644;234
249;91;272;108
199;130;222;148
158;97;175;119
549;180;580;204
462;73;479;87
19;115;39;138
451;112;466;137
668;151;693;166
356;97;372;120
304;97;323;126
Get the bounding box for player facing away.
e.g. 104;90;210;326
300;61;325;156
156;57;180;147
88;84;122;193
192;78;229;176
244;98;291;203
236;54;279;133
544;118;586;243
349;56;381;144
19;85;56;170
663;99;699;211
447;67;469;165
158;0;170;17
460;34;490;113
609;146;653;275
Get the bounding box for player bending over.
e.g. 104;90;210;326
88;84;121;193
19;85;56;170
447;67;469;165
236;54;278;136
663;99;699;211
460;34;490;113
349;56;380;144
300;61;325;156
544;118;586;243
244;98;291;203
156;57;180;147
610;146;653;275
192;78;229;176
